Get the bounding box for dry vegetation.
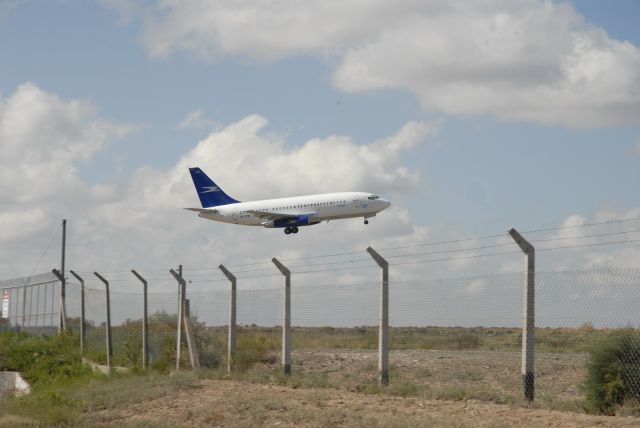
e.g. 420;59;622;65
1;325;639;426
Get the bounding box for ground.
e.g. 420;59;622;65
86;379;638;427
2;346;638;427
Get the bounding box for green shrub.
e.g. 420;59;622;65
0;331;92;386
584;330;640;415
234;330;279;371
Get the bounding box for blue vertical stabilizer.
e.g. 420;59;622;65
189;167;240;208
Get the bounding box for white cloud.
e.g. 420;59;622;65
171;114;438;200
177;109;220;130
542;208;640;270
116;0;640;128
0;209;48;241
0;83;137;275
0;82;135;203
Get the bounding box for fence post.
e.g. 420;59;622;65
51;269;67;332
69;270;85;355
59;219;67;332
93;272;113;370
169;269;200;370
131;270;149;370
172;266;183;370
366;247;389;386
21;282;26;330
508;227;535;401
219;264;237;373
272;258;291;376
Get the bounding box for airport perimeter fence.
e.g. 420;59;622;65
0;272;60;335
3;265;639;410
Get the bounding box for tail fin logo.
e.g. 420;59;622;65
201;186;220;193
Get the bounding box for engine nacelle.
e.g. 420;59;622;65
262;215;320;228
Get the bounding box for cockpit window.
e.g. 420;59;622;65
367;195;380;200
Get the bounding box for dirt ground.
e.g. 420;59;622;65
88;378;639;427
4;348;636;427
88;347;636;427
293;348;586;404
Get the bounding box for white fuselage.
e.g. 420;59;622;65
196;191;390;226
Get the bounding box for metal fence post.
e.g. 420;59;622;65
93;272;113;370
69;270;85;355
366;247;389;386
51;269;67;332
272;258;291;376
508;227;535;401
219;264;237;373
131;270;149;370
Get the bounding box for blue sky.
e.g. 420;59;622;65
1;0;639;300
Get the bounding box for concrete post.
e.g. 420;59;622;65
131;270;149;370
366;247;389;386
50;269;67;332
219;264;237;373
93;272;113;370
508;227;535;401
35;284;40;327
69;270;85;355
170;269;200;370
60;219;67;332
21;282;27;330
171;266;184;370
272;258;291;376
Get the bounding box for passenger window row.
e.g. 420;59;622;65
245;200;348;213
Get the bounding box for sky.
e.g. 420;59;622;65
1;1;640;326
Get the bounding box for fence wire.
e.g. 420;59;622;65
0;272;59;334
2;267;639;411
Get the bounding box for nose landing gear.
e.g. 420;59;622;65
364;219;369;225
284;226;299;235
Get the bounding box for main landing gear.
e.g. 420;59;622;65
284;226;299;235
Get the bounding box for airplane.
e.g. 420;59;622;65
185;167;391;235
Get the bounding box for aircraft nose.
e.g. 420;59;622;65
379;198;391;208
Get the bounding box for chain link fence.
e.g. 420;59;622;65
0;272;59;334
2;267;639;412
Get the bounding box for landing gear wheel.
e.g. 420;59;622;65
292;227;299;234
364;219;369;225
284;227;292;235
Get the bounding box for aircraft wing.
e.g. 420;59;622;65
184;207;218;214
246;210;317;221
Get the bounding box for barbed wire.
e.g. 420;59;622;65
47;217;640;280
174;228;640;276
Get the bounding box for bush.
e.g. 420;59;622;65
234;330;279;371
0;331;92;386
585;330;640;415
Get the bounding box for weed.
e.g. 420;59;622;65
584;329;640;415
